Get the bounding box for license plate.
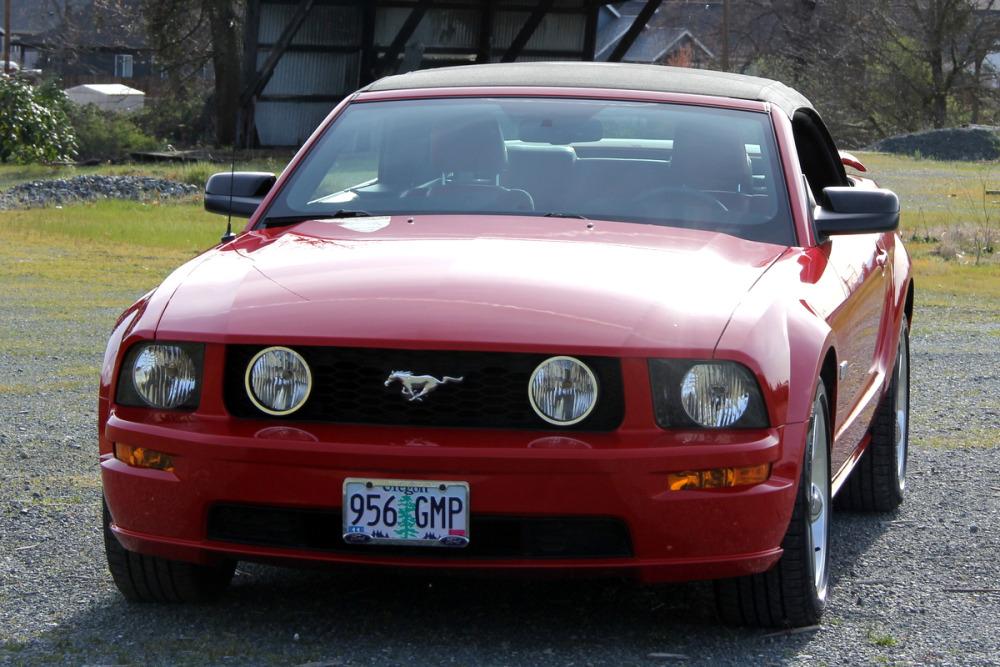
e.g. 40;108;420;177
342;478;470;548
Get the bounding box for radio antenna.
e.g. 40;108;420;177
221;139;237;243
221;8;243;245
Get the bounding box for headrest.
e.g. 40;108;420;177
379;120;432;188
431;117;507;177
670;121;752;193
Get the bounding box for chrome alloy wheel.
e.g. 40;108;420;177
895;334;910;493
806;389;830;601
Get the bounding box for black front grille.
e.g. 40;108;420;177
207;504;633;560
224;346;624;430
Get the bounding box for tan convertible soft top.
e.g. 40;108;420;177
360;61;814;118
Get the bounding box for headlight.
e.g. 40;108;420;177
116;343;203;409
649;360;768;429
528;356;599;426
245;346;312;416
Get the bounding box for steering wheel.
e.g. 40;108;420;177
633;186;729;216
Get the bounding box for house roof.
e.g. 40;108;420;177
596;0;723;62
64;84;145;96
613;27;714;63
361;61;814;117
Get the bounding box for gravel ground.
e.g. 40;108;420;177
0;176;198;210
0;276;997;664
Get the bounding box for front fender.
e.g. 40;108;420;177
713;247;838;483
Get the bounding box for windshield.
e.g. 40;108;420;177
264;97;795;245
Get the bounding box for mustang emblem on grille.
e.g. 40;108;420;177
384;370;463;402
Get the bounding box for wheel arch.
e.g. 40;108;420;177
904;278;915;325
819;346;838;446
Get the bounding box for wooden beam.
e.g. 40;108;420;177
583;2;599;61
378;0;433;76
476;0;494;63
359;0;378;86
607;0;664;63
500;0;554;63
239;0;316;109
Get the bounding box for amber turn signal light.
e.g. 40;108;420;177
114;443;175;472
667;463;770;491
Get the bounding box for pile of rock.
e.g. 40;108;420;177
870;125;1000;161
0;175;199;210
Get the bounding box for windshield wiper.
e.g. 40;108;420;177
261;210;372;227
543;212;588;219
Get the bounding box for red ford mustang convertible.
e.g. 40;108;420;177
99;63;912;627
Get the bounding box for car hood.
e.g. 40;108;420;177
156;215;787;355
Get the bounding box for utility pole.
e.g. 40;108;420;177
721;0;730;71
3;0;10;74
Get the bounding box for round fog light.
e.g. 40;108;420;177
528;356;598;426
245;346;312;416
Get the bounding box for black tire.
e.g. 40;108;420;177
103;499;234;603
836;320;910;512
714;381;831;628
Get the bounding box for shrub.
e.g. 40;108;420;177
0;75;77;163
67;104;160;162
135;91;213;147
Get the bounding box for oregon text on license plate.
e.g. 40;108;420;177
342;479;470;547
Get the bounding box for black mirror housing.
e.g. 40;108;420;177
204;172;277;218
815;186;899;237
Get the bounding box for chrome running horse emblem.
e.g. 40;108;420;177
384;371;464;402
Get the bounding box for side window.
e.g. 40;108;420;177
792;110;847;204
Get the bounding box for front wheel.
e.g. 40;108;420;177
714;381;831;627
103;499;234;602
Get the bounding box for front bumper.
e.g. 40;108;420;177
101;412;805;583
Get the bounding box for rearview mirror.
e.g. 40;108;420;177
815;187;899;237
204;172;276;218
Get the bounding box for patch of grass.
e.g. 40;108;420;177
921;427;1000;449
1;199;222;252
857;152;999;267
856;152;998;221
867;629;899;648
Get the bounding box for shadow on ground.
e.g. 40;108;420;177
11;506;892;667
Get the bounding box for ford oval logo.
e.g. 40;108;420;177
439;535;470;548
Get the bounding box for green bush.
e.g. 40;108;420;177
0;75;77;163
67;104;160;162
134;91;213;146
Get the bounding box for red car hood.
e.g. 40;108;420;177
156;215;786;355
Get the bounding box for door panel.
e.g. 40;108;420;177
824;232;889;472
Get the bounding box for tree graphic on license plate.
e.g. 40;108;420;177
394;494;418;539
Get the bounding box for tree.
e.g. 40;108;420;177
394;495;418;540
142;0;243;146
732;0;1000;143
863;0;1000;129
0;75;76;163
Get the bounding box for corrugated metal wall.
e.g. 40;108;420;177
248;0;599;146
253;2;363;146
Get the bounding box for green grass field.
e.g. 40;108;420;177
0;152;997;323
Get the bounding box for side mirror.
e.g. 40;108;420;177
815;187;899;237
204;172;276;218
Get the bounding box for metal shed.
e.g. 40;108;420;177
240;0;666;147
64;83;146;112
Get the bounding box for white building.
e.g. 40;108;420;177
64;83;145;112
